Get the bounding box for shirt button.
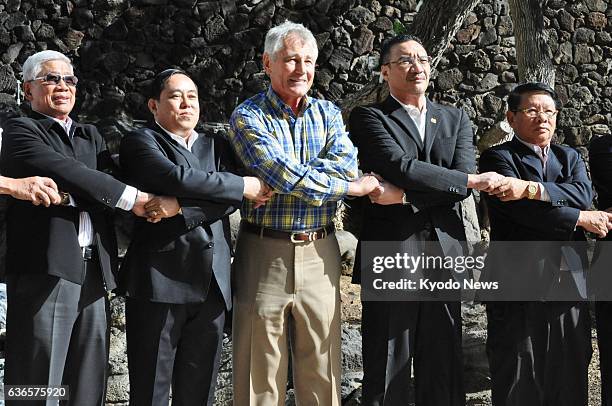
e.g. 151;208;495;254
207;242;215;248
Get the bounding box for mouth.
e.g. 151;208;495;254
289;78;307;84
52;95;71;104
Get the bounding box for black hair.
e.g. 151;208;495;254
148;68;189;100
507;82;562;111
380;34;425;66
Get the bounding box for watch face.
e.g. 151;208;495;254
528;183;537;196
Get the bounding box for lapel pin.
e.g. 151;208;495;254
431;117;437;124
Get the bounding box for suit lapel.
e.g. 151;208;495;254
512;137;545;181
424;100;441;158
385;96;424;151
150;123;201;169
545;148;562;182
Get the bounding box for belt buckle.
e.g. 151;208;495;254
290;230;319;243
290;232;305;243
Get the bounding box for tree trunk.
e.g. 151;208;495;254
340;0;482;118
508;0;555;85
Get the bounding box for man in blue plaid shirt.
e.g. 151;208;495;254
227;21;379;406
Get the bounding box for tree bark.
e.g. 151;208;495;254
340;0;482;118
508;0;555;85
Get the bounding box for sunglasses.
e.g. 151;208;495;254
30;72;78;87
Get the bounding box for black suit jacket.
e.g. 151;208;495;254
118;123;244;308
479;137;592;300
0;112;127;288
349;96;476;283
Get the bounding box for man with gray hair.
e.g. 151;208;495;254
0;50;152;405
227;21;380;405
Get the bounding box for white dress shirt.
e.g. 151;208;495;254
391;94;427;142
156;121;199;152
514;135;551;202
42;112;137;247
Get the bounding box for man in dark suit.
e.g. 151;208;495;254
0;50;152;406
480;82;612;406
118;69;271;406
349;34;504;405
589;133;612;405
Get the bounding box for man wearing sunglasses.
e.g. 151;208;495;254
479;82;612;405
348;34;506;405
0;50;153;406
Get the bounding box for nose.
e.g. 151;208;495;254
295;59;306;73
409;62;424;73
56;77;69;90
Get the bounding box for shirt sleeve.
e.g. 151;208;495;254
228;104;357;207
115;185;138;211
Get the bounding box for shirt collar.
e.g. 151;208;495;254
514;134;550;157
156;121;199;151
34;109;73;135
390;93;427;117
265;86;312;116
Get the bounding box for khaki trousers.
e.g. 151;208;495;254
232;230;342;406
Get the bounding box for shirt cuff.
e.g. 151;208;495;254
538;183;551;202
116;185;138;211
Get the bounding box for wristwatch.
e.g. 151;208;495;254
526;182;538;199
401;192;410;205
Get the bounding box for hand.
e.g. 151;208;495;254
243;177;274;208
489;177;530;201
144;195;181;223
132;191;153;218
348;175;381;197
5;176;61;207
577;210;612;238
369;178;404;205
467;172;505;192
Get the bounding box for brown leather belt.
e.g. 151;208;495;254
241;221;335;243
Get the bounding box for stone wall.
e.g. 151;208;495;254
0;0;610;148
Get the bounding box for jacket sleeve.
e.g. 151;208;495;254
349;105;474;209
479;147;581;239
0;117;126;208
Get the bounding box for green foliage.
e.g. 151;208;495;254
393;19;407;35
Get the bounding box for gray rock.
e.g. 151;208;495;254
64;29;85;51
555;42;573;64
106;373;130;403
336;230;357;273
477;27;497;47
557;107;582;127
351;26;374;56
573;27;596;43
371;16;393;32
467;49;491;72
35;23;55;40
475;73;499;92
0;283;6;331
2;43;22;64
204;15;229;43
346;6;376;26
585;0;607;12
559;64;579;83
0;65;16;94
328;46;353;72
587;12;607;29
574;43;591;64
437;68;464;91
287;0;316;8
14;24;35;42
497;15;513;36
252;1;275;28
557;9;575;31
591;124;611;135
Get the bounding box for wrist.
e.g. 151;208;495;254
0;176;13;195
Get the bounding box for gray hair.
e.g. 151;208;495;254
22;50;73;82
264;21;318;60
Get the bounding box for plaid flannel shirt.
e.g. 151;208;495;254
227;87;358;231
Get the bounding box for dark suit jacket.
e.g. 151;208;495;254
0;112;127;288
479;137;592;300
118;123;244;308
588;134;612;298
349;96;476;283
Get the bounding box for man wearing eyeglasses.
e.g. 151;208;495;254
348;34;506;405
479;82;612;405
0;50;153;406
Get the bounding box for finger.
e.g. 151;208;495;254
31;195;41;206
42;178;59;191
36;190;52;207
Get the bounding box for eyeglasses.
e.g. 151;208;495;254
30;72;78;87
384;55;432;67
514;108;558;120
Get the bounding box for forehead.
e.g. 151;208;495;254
39;59;73;74
519;91;555;107
390;40;427;57
279;34;317;57
162;74;198;92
